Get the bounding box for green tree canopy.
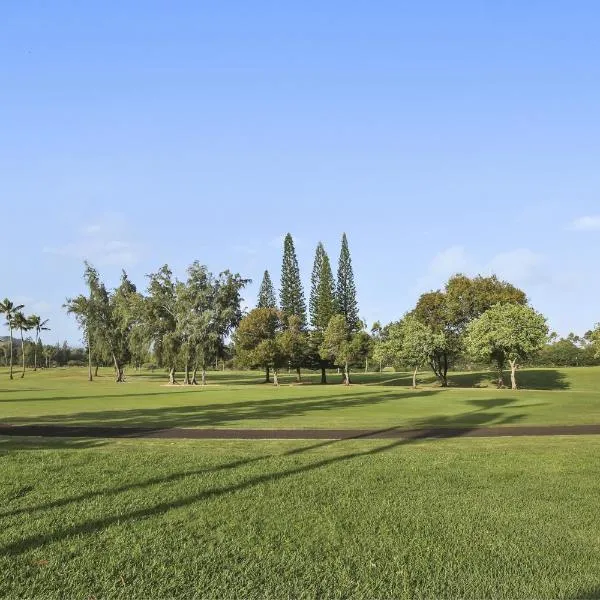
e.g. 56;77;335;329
335;233;359;332
279;233;307;329
466;303;548;389
257;270;277;309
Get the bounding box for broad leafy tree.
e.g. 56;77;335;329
320;314;368;385
411;274;528;386
335;233;359;332
0;298;24;379
466;303;548;389
234;307;282;384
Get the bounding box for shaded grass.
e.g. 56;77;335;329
1;367;600;430
1;435;599;598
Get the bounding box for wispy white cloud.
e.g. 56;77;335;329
417;246;551;294
43;213;142;266
569;215;600;231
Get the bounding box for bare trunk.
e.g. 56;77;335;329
8;326;13;379
320;364;327;384
183;361;190;385
112;353;124;382
20;329;25;378
509;360;518;390
34;332;38;371
201;365;206;386
343;361;350;386
273;368;279;386
412;366;418;389
265;365;270;383
296;366;301;382
87;332;93;382
169;366;176;385
191;365;198;385
441;353;448;387
222;360;225;372
94;364;99;377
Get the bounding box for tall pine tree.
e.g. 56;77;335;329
310;242;336;331
336;233;359;332
257;270;277;309
279;233;307;329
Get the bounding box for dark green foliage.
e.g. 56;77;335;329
310;242;336;332
336;233;359;332
279;234;307;329
257;270;277;309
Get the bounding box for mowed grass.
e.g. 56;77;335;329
1;435;600;598
1;366;600;430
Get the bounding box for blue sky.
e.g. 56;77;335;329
2;1;599;344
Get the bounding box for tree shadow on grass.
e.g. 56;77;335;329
574;587;600;599
0;437;107;451
1;389;441;429
0;405;527;557
449;369;570;390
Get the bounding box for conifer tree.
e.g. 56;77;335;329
310;242;336;331
279;233;307;329
336;232;359;332
257;270;277;309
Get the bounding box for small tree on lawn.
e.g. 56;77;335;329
234;307;282;384
466;303;548;389
278;314;309;381
320;314;352;385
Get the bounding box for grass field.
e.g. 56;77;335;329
1;366;600;430
2;436;600;598
2;367;600;598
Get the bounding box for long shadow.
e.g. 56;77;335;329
0;406;527;557
0;437;107;451
1;389;441;429
448;369;570;390
573;586;600;599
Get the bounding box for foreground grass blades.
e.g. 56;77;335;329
1;436;600;598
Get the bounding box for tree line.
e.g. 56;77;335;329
3;232;600;386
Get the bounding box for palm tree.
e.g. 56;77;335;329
29;315;50;370
12;312;33;378
0;299;25;379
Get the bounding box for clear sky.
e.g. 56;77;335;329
2;1;599;345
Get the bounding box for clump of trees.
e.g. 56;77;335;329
0;298;50;379
64;261;249;383
235;232;370;385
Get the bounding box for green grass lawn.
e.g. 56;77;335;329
1;366;600;430
1;435;599;598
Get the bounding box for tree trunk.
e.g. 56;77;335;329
320;364;327;384
201;365;206;386
8;325;13;380
191;365;198;385
343;361;350;386
34;332;38;371
296;366;301;382
20;329;25;378
265;365;270;383
87;333;93;382
412;366;418;389
112;353;124;382
509;360;518;390
441;353;448;387
365;358;368;373
94;364;99;377
273;368;279;386
183;361;190;385
169;366;176;385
